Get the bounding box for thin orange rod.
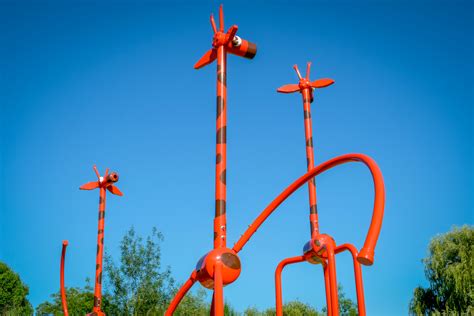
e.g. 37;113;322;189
60;240;69;316
275;255;305;316
213;261;224;316
165;270;198;316
214;43;228;249
293;64;303;80
210;293;216;315
301;87;319;237
233;153;385;267
92;186;107;314
335;244;366;316
326;242;339;316
210;14;217;34
323;262;332;315
218;4;224;32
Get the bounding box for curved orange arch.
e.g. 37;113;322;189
232;153;385;266
165;153;385;314
60;240;69;316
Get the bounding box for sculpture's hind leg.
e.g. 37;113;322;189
335;244;366;316
274;255;306;316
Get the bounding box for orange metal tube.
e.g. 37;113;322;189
326;243;339;316
335;244;366;316
323;262;332;315
301;88;319;237
165;270;197;316
214;44;227;249
92;186;107;314
274;256;305;316
60;240;69;316
233;153;385;267
213;262;224;316
210;292;216;315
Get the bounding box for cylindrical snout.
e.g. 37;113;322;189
227;37;257;59
106;172;119;183
357;247;374;266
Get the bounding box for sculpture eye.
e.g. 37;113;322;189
232;35;242;47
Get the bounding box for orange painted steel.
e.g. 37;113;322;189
165;270;197;316
232;153;385;258
271;63;375;315
169;153;384;314
335;243;366;315
274;255;305;316
324;262;332;315
60;240;69;316
60;165;123;316
166;6;384;315
165;5;256;315
213;262;224;316
326;240;340;316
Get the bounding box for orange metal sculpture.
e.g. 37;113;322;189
165;5;385;316
166;5;256;316
60;165;123;316
272;63;384;315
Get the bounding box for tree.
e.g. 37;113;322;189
409;225;473;315
243;285;357;316
0;261;33;315
35;281;116;315
36;286;93;315
36;227;210;315
244;301;321;316
321;284;358;316
104;227;175;315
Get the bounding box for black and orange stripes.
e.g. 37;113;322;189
214;46;227;248
277;63;335;238
93;187;106;312
74;167;123;316
302;88;320;237
166;6;257;316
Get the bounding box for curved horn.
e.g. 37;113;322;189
60;240;69;316
233;153;385;266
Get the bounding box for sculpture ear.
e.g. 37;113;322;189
107;185;123;196
311;79;334;89
194;49;217;69
277;84;300;93
80;181;99;190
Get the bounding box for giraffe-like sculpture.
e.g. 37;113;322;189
166;6;385;316
275;62;372;316
60;165;123;316
165;5;257;316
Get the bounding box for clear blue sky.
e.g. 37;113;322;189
0;0;472;314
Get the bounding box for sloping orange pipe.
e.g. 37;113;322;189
323;262;332;315
274;255;305;316
60;240;69;316
233;153;385;266
335;243;366;315
165;270;197;316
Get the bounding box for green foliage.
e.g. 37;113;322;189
0;261;33;316
35;280;115;315
244;300;320;315
280;301;321;315
244;285;356;316
173;288;208;315
35;227;359;315
36;287;93;315
104;227;175;315
321;285;357;316
409;225;474;315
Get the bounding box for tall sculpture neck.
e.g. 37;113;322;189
214;45;227;249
